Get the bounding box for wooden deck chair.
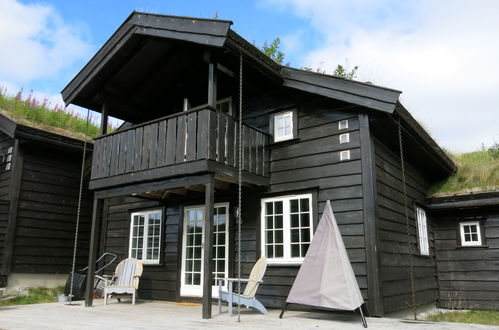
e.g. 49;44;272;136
97;258;143;305
217;256;268;314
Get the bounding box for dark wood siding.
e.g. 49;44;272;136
10;144;92;273
0;200;9;272
373;139;438;313
434;209;499;309
0;132;14;200
240;90;368;309
101;196;181;301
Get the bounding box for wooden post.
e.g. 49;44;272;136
85;198;103;307
0;140;23;276
207;62;217;107
202;176;215;319
100;104;108;136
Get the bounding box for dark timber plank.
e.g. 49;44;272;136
133;127;143;172
110;134;120;176
202;176;214;319
157;120;167;167
149;122;158;169
166;118;177;165
196;110;208;160
217;112;226;164
250;128;256;173
102;136;111;177
141;124;151;170
207;111;217;160
186;112;197;162
226;116;235;167
117;132;127;175
176;116;186;163
126;129;136;173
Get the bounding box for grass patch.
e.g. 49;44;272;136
0;286;64;307
428;148;499;196
427;310;499;326
0;87;101;140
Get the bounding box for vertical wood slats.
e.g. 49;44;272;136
90;108;270;180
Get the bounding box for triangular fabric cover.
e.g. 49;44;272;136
286;200;364;311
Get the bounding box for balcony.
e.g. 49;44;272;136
89;106;269;191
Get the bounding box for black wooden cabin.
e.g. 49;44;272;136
0;114;92;287
61;12;457;317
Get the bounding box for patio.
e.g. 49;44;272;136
0;299;495;330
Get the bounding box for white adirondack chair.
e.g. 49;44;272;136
97;258;143;305
218;256;268;314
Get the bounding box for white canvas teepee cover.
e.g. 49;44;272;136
286;200;364;311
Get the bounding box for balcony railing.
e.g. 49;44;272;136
90;106;269;187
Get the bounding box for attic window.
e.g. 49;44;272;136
339;133;350;144
340;150;350;161
4;147;13;171
339;120;349;130
274;111;294;142
459;221;483;246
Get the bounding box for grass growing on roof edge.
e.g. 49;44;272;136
0;286;65;307
427;310;499;326
0;88;100;139
428;147;499;196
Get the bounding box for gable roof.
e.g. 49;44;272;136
0;112;91;151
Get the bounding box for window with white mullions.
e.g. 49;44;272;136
416;207;429;255
261;194;313;264
460;221;482;246
212;206;227;285
274;111;293;142
129;210;162;264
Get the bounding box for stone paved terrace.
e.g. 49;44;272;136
0;300;498;330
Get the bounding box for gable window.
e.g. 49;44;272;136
129;209;162;264
416;207;429;255
261;194;313;264
339;133;350;144
339;119;349;130
340;150;351;161
459;221;482;246
273;111;294;142
4;147;13;171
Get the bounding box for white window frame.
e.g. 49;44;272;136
273;111;294;142
459;221;482;246
340;150;351;161
416;207;429;256
339;133;350;144
129;209;162;265
216;97;233;116
261;194;313;265
339;119;349;130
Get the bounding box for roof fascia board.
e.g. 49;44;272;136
15;124;92;151
281;67;400;113
0;114;17;139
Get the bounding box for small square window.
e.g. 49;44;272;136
274;111;294;142
339;120;349;130
339;133;350;144
459;221;482;246
340;150;350;161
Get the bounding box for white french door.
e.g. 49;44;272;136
180;203;229;297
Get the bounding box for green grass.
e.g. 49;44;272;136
0;286;64;307
427;310;499;326
428;149;499;196
0;88;100;139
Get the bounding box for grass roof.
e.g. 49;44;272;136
428;149;499;197
0;88;100;142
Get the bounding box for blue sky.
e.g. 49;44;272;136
1;0;498;152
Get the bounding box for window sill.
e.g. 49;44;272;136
267;261;303;267
269;137;300;147
457;244;489;249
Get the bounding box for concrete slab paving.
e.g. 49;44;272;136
0;299;497;330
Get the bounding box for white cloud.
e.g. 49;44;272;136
263;0;499;152
0;0;92;86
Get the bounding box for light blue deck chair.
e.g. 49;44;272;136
218;256;268;314
97;258;143;305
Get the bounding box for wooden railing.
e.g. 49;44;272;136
90;106;269;181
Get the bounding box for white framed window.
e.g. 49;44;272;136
274;111;294;142
261;194;313;264
216;97;232;115
129;209;162;264
339;119;349;130
4;146;13;171
340;150;350;161
339;133;350;144
459;221;482;246
416;207;429;255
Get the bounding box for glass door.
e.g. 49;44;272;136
181;203;229;297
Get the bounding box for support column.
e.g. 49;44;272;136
207;62;218;107
99;103;108;136
85;198;103;307
202;176;215;319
